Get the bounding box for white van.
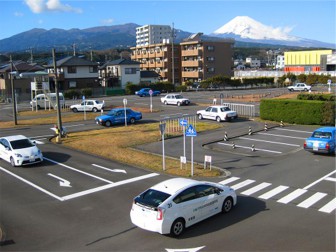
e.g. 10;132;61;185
30;93;65;109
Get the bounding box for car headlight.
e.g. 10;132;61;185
14;153;22;158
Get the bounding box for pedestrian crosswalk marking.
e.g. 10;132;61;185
297;192;327;208
219;177;240;185
258;185;289;200
231;179;255;190
277;189;307;204
318;198;336;213
241;182;272;196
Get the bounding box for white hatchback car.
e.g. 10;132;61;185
0;135;43;167
130;178;237;237
70;100;105;113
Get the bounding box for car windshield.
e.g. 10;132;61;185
175;95;183;99
107;110;118;116
220;107;231;112
10;139;34;149
312;131;332;139
135;189;171;208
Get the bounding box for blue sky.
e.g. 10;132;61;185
1;0;335;44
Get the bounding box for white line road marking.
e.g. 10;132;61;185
44;157;114;184
241;182;272;196
134;102;148;106
62;173;159;201
219;177;240;185
257;132;306;140
239;137;301;147
274;128;312;134
231;179;255;190
303;170;336;189
63;124;85;128
165;246;205;252
277;189;307;204
92;164;127;174
258;185;289;200
324;177;336;182
34;140;45;144
218;142;282;154
297;192;327;208
48;173;72;187
319;198;336;213
0;166;64;201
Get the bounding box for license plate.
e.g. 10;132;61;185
29;156;35;162
313;142;319;151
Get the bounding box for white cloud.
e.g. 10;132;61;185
14;11;24;17
24;0;82;13
101;18;114;25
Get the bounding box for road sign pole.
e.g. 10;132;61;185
159;123;166;171
123;98;127;127
191;136;194;177
183;124;186;158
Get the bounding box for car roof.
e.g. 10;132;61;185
151;178;202;195
1;135;27;141
208;105;229;108
314;127;336;132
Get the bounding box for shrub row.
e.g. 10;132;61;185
297;93;335;101
260;99;335;125
64;88;93;99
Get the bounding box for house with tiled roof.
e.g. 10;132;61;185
45;56;99;91
99;58;141;88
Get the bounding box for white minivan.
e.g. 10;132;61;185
30;93;65;109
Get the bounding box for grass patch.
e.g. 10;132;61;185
56;122;223;177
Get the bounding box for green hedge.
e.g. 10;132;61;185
297;93;335;101
260;99;335;125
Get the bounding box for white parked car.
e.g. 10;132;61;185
161;94;190;106
197;105;238;122
0;135;43;167
287;83;312;92
130;178;237;237
70;100;105;112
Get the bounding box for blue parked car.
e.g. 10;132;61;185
95;108;142;127
304;127;336;154
135;88;161;97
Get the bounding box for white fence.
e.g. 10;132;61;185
160;114;197;135
223;103;256;118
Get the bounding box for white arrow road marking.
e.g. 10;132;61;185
92;164;127;174
48;173;72;187
166;246;205;252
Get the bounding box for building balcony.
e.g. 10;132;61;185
181;49;202;57
181;61;203;67
181;71;203;78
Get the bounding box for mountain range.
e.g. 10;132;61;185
0;16;334;53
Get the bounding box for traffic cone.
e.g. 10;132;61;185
251;144;255;152
224;132;228;141
232;142;236;149
264;123;268;131
248;126;252;135
280;120;284;127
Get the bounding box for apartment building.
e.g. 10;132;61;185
131;42;181;83
180;33;235;83
136;25;172;47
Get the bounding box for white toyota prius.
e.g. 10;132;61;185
0;135;43;167
130;178;237;237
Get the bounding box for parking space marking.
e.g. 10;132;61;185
219;176;240;185
298;192;327;208
257;132;306;140
239;137;301;147
218;142;282;154
277;189;307;204
230;179;255;190
92;164;127;174
44;157;114;184
324;177;336;182
241;182;272;196
303;170;336;190
274;128;312;134
258;185;289;199
0;166;64;201
319;198;336;213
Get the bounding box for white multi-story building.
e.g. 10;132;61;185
276;55;285;70
136;25;172;47
246;57;261;68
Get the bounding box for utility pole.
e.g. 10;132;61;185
52;48;63;139
73;43;76;56
171;22;175;85
10;55;17;125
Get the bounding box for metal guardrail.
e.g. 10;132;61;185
223;102;256;118
160;114;197;135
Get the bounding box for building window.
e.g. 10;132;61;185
207;67;215;73
207;57;215;62
89;66;98;73
68;66;76;73
207;46;215;51
125;68;136;74
69;81;76;88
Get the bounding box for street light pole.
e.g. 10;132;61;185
52;48;63;139
10;55;17;125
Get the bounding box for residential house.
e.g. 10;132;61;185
140;70;161;84
45;56;99;91
99;59;141;88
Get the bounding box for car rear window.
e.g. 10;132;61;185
312;131;332;139
135;189;171;208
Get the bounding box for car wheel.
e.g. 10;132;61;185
10;157;16;167
170;218;185;237
164;101;168;105
304;88;308;91
105;121;112;127
198;114;203;120
37;105;41;110
222;197;233;213
92;107;98;113
72;108;78;113
216;116;221;122
130;117;136;124
177;102;181;106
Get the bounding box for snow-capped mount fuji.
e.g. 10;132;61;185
211;16;334;48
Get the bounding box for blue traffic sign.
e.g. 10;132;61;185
179;119;188;126
185;124;197;137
